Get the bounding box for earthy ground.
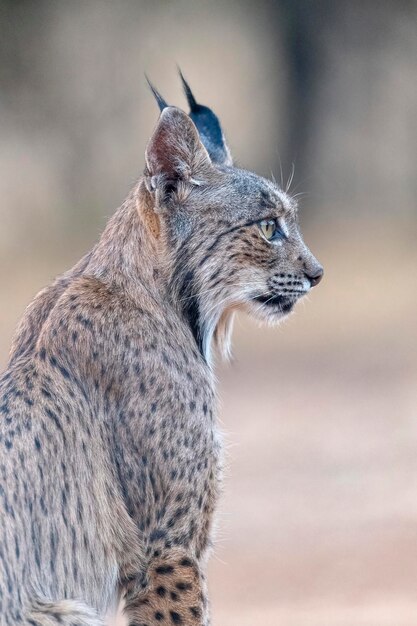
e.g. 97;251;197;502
1;219;416;625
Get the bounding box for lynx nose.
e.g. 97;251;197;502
306;266;324;287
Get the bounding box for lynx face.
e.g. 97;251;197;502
143;105;323;363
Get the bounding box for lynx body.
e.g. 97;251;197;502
0;77;322;626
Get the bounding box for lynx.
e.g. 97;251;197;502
0;73;323;626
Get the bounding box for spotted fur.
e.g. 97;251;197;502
0;89;322;626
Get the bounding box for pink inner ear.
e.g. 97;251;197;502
145;107;211;181
147;124;180;178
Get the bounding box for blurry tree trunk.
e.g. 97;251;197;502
277;0;417;217
279;0;321;196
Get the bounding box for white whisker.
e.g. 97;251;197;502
285;162;295;193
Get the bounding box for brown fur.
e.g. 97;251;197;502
0;106;322;626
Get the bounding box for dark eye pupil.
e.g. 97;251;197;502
260;220;276;240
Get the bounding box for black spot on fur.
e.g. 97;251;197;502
49;356;71;380
189;606;201;618
155;564;174;575
45;407;65;438
150;529;167;542
41;387;52;399
75;314;93;329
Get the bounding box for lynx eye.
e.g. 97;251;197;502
259;218;287;242
259;219;276;240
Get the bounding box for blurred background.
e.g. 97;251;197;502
1;1;416;624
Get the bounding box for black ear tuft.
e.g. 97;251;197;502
146;75;169;112
178;68;198;112
178;68;233;166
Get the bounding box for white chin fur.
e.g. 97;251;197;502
242;299;295;325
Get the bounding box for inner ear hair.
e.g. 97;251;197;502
145;107;212;195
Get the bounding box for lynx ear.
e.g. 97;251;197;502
145;107;212;204
179;69;233;166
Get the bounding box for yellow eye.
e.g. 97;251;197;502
260;219;277;241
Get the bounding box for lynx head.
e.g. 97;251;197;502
140;74;323;365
